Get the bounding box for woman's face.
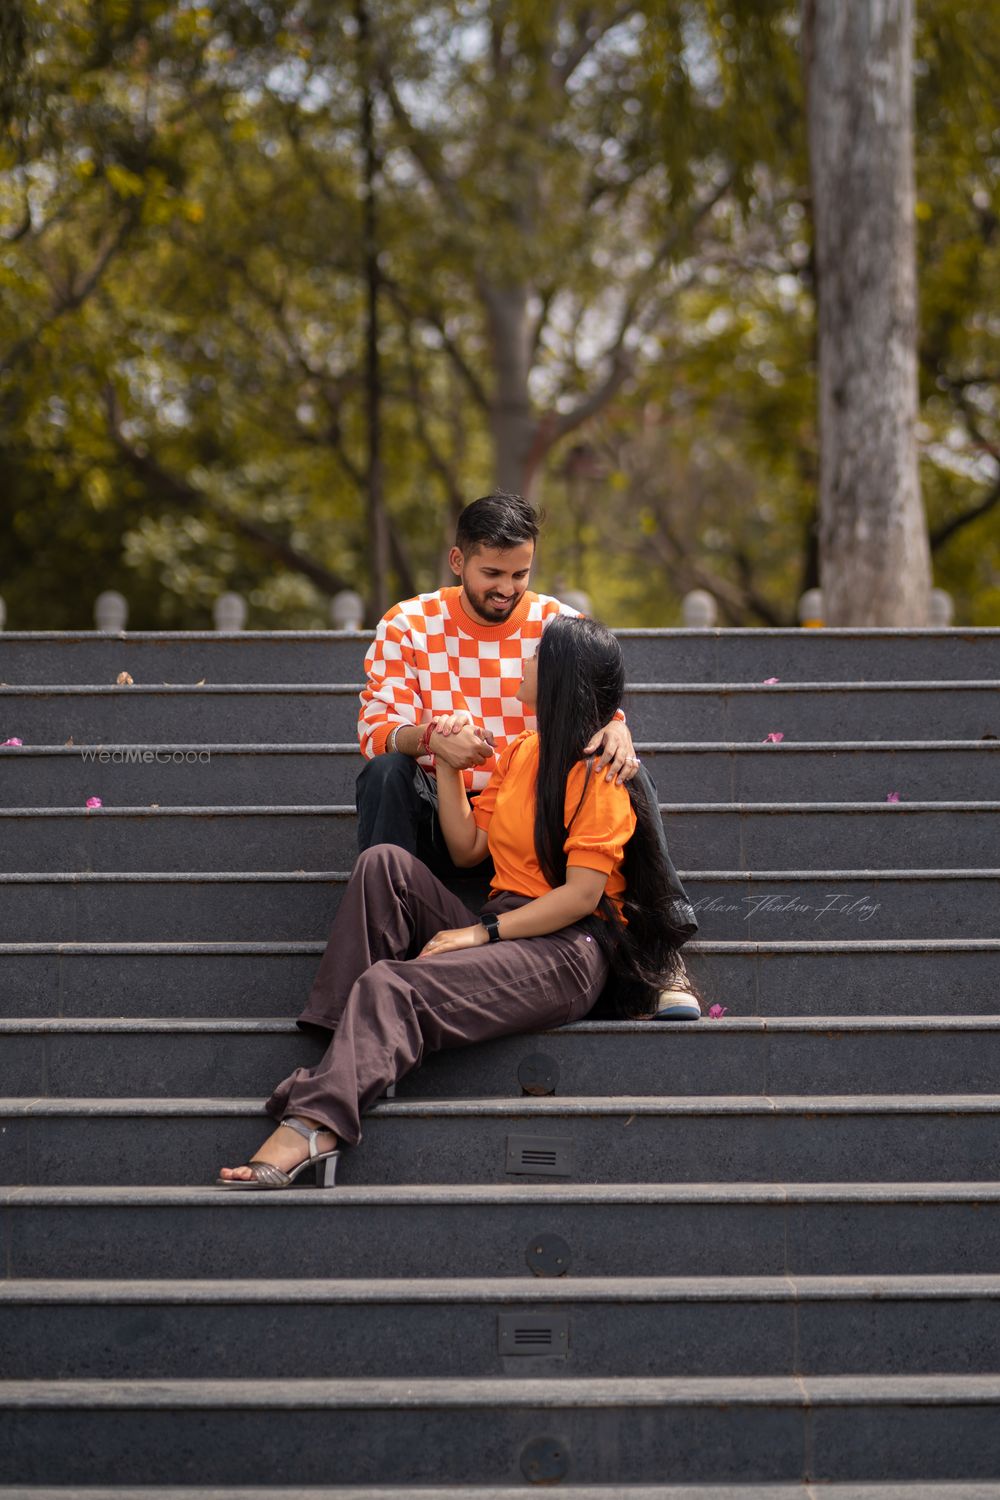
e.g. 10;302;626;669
515;647;538;710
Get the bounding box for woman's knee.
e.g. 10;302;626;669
354;842;418;878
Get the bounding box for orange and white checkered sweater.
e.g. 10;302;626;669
358;585;624;792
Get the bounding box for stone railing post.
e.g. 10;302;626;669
330;591;365;631
929;588;954;626
681;590;717;628
213;593;247;632
94;591;128;632
798;589;824;628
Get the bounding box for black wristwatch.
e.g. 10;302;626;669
481;913;502;944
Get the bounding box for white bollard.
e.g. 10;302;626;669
94;591;128;632
213;593;247;632
929;588;954;626
797;588;824;628
330;590;365;631
682;590;717;628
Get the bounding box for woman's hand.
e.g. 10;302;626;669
416;923;488;958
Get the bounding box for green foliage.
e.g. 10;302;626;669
0;0;996;629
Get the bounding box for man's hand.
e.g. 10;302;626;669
429;712;495;770
583;719;640;784
416;923;488;958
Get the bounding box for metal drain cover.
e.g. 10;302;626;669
520;1434;570;1482
525;1232;572;1277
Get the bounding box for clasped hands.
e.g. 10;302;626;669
424;710;640;784
423;709;495;769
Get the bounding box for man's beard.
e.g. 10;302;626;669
465;584;518;623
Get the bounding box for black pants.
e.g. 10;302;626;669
355;752;698;943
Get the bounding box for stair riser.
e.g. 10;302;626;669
5;1111;1000;1187
6;1198;997;1278
3;745;999;807
1;874;994;943
5;1297;1000;1380
4;685;998;745
2;1397;999;1485
1;806;995;874
3;948;995;1018
3;632;998;684
5;1028;1000;1100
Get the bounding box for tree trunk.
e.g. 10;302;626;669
357;0;391;624
482;283;537;495
804;0;931;625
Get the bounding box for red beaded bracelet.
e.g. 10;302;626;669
418;720;436;756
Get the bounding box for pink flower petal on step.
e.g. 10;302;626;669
85;796;103;809
886;791;900;802
762;677;780;684
762;732;784;742
708;1004;728;1019
2;737;23;746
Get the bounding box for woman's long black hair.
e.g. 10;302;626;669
533;613;701;1019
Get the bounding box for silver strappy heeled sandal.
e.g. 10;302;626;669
214;1116;341;1190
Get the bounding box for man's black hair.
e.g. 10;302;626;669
455;492;542;556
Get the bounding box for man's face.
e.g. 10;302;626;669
449;540;535;625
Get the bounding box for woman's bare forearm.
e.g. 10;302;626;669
489;880;603;940
434;762;482;864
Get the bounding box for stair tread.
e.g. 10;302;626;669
3;1014;998;1033
5;799;1000;812
3;866;998;877
5;1181;1000;1207
6;1093;1000;1115
5;1273;1000;1303
5;937;997;952
1;1487;997;1500
5;1373;1000;1407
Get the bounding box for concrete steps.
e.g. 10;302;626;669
2;1488;999;1500
5;1016;1000;1098
2;625;998;1487
1;867;995;941
2;624;999;681
5;1092;1000;1186
3;1375;1000;1485
3;678;999;742
5;1183;1000;1278
3;800;997;872
3;738;1000;805
4;938;997;1017
6;1275;1000;1379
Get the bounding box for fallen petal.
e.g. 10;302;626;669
762;732;784;743
762;677;780;684
116;671;134;686
708;1004;728;1019
886;791;900;802
85;796;103;809
2;737;23;746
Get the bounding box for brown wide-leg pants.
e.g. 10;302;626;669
264;843;610;1146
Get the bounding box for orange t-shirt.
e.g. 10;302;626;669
471;730;636;919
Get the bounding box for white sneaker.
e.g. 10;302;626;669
652;954;702;1020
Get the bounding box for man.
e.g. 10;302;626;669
355;491;701;1016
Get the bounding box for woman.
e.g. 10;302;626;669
217;614;699;1188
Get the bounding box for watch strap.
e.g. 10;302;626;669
481;913;501;943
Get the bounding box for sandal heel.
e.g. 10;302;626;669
319;1152;340;1187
